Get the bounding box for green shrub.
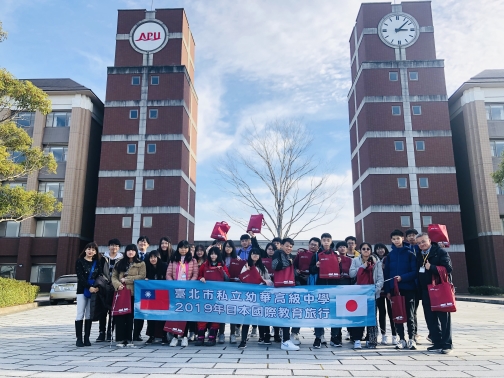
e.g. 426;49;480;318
468;286;504;296
0;277;39;308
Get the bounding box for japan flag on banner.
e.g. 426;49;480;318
336;295;367;317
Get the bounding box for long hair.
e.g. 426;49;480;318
222;240;237;259
194;244;207;264
262;242;277;258
79;242;101;261
171;240;193;263
145;250;167;280
248;248;266;275
157;236;173;263
115;244;140;272
207;246;223;265
373;243;389;259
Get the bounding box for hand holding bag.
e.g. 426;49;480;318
111;288;132;316
428;224;450;247
428;266;456;312
273;265;295;287
228;258;247;279
356;262;374;285
204;267;225;282
296;248;314;272
390;278;407;324
319;252;340;279
210;221;231;241
247;214;264;233
239;266;264;284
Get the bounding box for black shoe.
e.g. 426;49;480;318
238;341;247;349
274;335;282;343
161;337;169;345
263;334;272;345
330;337;342;347
84;337;91;347
96;332;105;342
313;338;321;349
76;338;84;347
204;338;216;346
427;345;442;352
133;336;143;342
194;339;205;346
145;336;155;345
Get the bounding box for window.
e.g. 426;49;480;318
10;151;26;163
389;72;398;81
409;71;418;81
419;177;429;188
145;179;154;190
35;220;60;237
486;105;504;120
0;221;20;237
131;76;140;85
30;265;56;283
7;182;27;189
143;216;153;228
394;141;404;151
147;144;156;154
501;217;504;234
422;216;432;227
44;146;68;162
0;265;16;279
125;180;134;190
130;110;138;119
490;140;504;157
397;178;408;188
149;109;158;119
122;217;132;228
392;106;401;115
401;216;411;227
127;144;136;154
496;184;504;195
15;112;35;127
151;76;159;85
416;140;425;151
412;105;422;115
39;182;64;199
46;112;71;127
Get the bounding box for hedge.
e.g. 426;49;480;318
0;277;39;308
468;286;504;296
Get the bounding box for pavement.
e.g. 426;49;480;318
1;301;503;378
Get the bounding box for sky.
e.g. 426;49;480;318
1;0;503;241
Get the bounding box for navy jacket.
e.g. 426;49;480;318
384;243;417;294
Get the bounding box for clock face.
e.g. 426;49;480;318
378;13;420;48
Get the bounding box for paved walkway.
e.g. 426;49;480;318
0;301;503;377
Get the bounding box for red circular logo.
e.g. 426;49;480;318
346;299;358;312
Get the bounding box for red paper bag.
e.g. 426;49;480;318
356;264;374;285
390;278;407;324
211;221;231;241
296;249;313;272
164;321;187;336
247;214;264;233
428;224;450;247
239;267;264;284
228;258;246;279
262;258;273;277
273;265;295;287
204;267;225;282
428;266;456;312
111;288;132;316
319;252;340;279
340;255;353;278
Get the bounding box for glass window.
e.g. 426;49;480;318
412;105;422;115
422;216;432;227
416;140;425;151
392;106;401;115
127;144;136;154
30;265;56;283
15;112;35;127
394;141;404;151
10;151;26;163
486;105;504;120
143;216;152;228
397;178;408;188
122;217;132;228
496;184;504;195
490;140;504;157
38;182;64;198
149;109;158;119
44;146;68;162
0;265;16;279
409;71;418;81
130;110;138;119
46;112;71;127
131;76;140;85
0;221;20;237
147;144;156;154
419;177;429;188
7;182;27;189
151;76;159;85
145;179;154;190
401;215;411;227
125;180;134;190
389;72;398;81
35;220;60;237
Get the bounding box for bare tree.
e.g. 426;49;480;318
218;119;341;239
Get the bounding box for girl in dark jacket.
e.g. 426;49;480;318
75;242;102;347
157;237;173;264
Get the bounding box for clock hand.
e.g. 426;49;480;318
395;21;408;32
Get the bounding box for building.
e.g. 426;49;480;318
348;2;468;291
449;70;504;287
93;8;198;251
0;79;104;290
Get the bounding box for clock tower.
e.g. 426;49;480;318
348;2;468;291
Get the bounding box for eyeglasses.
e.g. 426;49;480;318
361;248;371;251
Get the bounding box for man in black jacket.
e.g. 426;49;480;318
415;233;453;354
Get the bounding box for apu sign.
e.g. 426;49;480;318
130;21;168;53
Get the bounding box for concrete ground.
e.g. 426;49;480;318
0;301;503;378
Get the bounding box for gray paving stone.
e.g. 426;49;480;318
16;365;72;372
28;373;91;378
291;370;352;376
0;370;38;377
119;368;180;374
177;368;235;374
350;372;412;377
407;372;473;377
66;366;126;373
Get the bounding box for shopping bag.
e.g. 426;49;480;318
390;278;407;324
210;221;231;241
204;267;225;282
428;224;450;247
428;266;456;312
247;214;264;233
296;248;314;272
111;288;132;316
340;255;353;278
356;263;374;285
273;265;295;287
319;252;340;279
239;267;264;284
228;258;247;279
164;321;187;336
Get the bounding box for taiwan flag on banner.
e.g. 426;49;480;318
336;295;367;317
140;289;169;310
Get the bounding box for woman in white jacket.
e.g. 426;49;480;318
349;242;384;349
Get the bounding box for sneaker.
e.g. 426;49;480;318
313;337;321;349
274;334;282;343
427;345;442;352
441;348;452;354
169;337;179;347
145;336;155;345
181;337;189;347
188;331;195;341
251;327;257;337
258;338;265;345
116;340;128;347
96;332;105;342
354;340;362;349
263;334;272;345
391;335;398;345
407;339;417;350
380;334;389;345
218;333;225;344
126;341;136;347
366;341;377;349
281;340;300;351
194;338;205;347
238;340;247;349
395;339;407;350
330;337;342;347
345;330;351;340
161;337;169;345
291;333;301;345
133;336;143;342
320;335;327;345
204;338;216;346
230;335;237;344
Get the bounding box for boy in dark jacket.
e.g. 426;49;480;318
384;229;417;350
